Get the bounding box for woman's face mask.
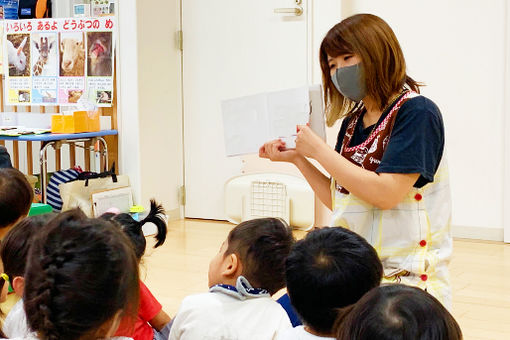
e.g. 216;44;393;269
331;63;366;102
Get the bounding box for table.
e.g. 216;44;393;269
0;130;118;203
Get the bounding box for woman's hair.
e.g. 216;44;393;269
1;214;55;279
0;168;33;228
24;209;140;340
319;13;421;126
335;284;463;340
225;218;295;295
100;199;167;260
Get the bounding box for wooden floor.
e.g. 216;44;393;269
142;219;510;340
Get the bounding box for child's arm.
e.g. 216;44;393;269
149;309;172;331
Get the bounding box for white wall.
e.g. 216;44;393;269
118;0;183;217
340;0;508;240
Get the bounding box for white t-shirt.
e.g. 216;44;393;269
3;299;30;338
1;300;132;340
169;291;292;340
278;326;335;340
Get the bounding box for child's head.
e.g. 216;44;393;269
0;168;33;236
335;284;462;340
100;199;167;261
208;217;295;295
0;214;55;297
285;227;383;335
0;146;12;168
24;209;140;340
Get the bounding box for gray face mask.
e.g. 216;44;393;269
331;63;366;102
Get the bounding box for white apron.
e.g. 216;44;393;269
331;92;453;308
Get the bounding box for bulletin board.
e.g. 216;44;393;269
3;17;115;107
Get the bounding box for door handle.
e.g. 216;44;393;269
274;0;303;17
274;7;303;16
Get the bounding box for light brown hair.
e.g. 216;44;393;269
319;14;421;126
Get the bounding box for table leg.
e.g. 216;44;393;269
97;137;109;171
55;145;61;171
70;144;76;168
26;141;33;175
84;141;91;170
13;141;19;169
40;141;54;204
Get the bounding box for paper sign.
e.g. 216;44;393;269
222;85;324;156
3;17;115;107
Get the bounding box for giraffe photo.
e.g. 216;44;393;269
31;33;57;77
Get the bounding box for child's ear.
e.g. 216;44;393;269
12;276;24;297
222;253;243;278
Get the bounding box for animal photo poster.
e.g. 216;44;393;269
3;17;116;106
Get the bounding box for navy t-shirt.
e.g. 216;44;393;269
335;95;445;188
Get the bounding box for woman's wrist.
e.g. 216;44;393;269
291;153;307;167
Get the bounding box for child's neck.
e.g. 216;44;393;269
304;325;332;338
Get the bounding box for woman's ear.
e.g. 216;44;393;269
12;276;24;297
222;253;243;278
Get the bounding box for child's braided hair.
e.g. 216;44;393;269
23;209;140;340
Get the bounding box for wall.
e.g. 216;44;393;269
118;0;183;217
340;0;508;240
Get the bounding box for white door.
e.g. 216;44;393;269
183;0;312;220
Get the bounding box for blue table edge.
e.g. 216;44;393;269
0;129;118;142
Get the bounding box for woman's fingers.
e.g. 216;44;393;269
260;140;285;160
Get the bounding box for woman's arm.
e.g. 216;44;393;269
260;140;332;209
296;126;419;210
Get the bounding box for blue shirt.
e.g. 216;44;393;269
335;95;445;188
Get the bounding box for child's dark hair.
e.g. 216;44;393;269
285;227;383;334
0;168;33;228
226;217;295;295
335;284;463;340
24;209;140;340
101;199;167;260
1;214;55;279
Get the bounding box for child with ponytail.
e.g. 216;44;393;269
101;200;172;340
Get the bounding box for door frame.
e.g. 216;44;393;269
503;0;510;242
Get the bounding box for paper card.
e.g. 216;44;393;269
222;85;324;156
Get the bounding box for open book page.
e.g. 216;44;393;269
266;86;310;149
223;85;323;157
221;92;270;156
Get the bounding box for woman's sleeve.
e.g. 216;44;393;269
376;96;445;188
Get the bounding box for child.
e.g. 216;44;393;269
334;284;463;340
22;209;140;340
0;146;12;168
101;200;172;340
0;168;33;239
169;218;295;340
1;214;55;338
279;227;383;339
0;257;10;338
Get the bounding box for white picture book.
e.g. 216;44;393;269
222;85;324;157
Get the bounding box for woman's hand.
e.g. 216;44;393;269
295;125;327;159
259;139;300;163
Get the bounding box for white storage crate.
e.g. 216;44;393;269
225;173;314;229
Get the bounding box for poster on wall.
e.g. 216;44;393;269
0;0;19;20
3;16;115;107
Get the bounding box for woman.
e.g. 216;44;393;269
260;14;452;307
